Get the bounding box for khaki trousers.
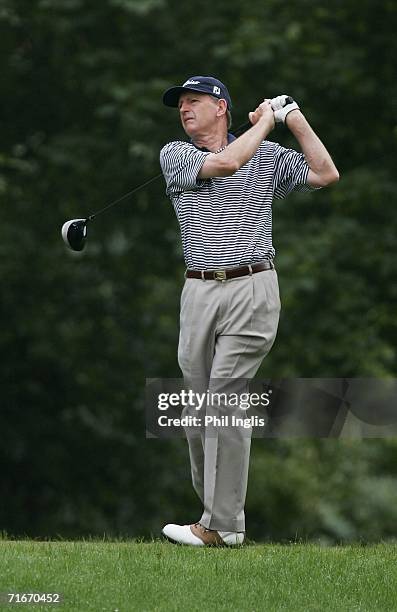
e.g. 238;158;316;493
178;268;281;532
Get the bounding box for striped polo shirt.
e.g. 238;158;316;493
160;138;314;270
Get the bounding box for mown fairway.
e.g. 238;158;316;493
1;540;396;611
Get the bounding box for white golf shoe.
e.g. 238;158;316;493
162;522;244;546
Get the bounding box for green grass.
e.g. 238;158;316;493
1;539;396;611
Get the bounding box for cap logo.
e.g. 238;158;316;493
213;86;221;95
184;79;200;86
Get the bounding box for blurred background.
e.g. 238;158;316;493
1;0;396;542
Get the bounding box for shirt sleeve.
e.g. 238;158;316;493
159;141;210;197
272;142;319;199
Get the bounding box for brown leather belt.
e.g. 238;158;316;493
185;260;274;281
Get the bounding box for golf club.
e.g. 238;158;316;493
61;97;294;251
61;173;163;252
61;218;88;252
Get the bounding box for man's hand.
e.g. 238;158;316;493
248;100;275;130
271;95;300;124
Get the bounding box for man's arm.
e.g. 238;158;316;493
198;101;275;179
285;110;339;187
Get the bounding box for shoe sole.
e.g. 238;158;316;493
161;529;243;547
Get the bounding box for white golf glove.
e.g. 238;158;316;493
271;95;300;123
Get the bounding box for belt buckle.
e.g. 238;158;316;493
214;269;227;281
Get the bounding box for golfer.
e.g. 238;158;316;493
159;75;339;546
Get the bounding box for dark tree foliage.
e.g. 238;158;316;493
0;0;396;541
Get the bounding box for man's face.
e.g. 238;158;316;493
178;91;221;137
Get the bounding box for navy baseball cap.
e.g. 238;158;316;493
162;76;233;109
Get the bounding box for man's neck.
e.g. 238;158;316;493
191;130;229;152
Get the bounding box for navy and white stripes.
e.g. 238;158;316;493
160;139;313;270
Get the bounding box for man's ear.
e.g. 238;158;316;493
216;99;228;118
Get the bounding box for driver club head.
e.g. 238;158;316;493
61;218;88;252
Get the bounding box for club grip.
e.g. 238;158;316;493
285;96;294;104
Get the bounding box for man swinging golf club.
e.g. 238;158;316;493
160;75;339;546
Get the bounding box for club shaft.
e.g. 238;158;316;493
86;114;279;220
